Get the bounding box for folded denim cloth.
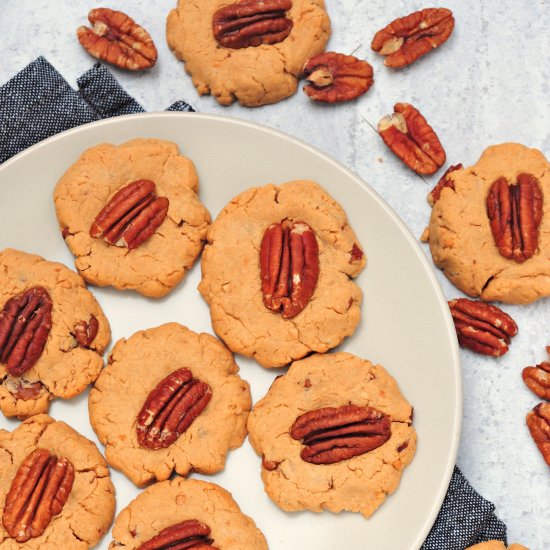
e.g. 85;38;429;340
0;57;510;550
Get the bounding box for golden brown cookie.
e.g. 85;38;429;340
198;180;366;368
54;138;211;298
0;414;115;549
89;322;251;486
166;0;331;106
247;352;416;517
109;477;267;549
467;542;530;550
0;248;110;418
427;143;550;303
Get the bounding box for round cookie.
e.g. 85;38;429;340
166;0;331;106
54;138;211;298
88;322;251;486
110;477;267;549
467;542;529;550
0;248;110;418
0;414;115;549
247;352;416;517
427;143;550;303
198;180;366;368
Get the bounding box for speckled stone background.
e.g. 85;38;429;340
1;1;549;548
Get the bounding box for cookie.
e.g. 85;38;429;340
89;322;251;486
54;138;211;298
427;143;550;303
166;0;331;106
0;248;110;418
198;180;366;368
109;477;267;549
466;542;529;550
247;351;416;517
0;414;115;549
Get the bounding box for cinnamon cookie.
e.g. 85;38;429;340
89;323;251;486
467;542;529;550
247;352;416;517
427;143;550;303
110;477;267;549
199;180;366;368
54;138;210;298
166;0;331;106
0;248;110;418
0;414;115;549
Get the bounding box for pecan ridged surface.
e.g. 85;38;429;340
371;8;455;68
2;448;74;542
522;361;550;400
212;0;293;49
260;220;319;319
137;519;217;550
0;287;52;377
428;163;463;205
526;403;550;466
74;315;99;348
290;405;391;464
137;368;212;450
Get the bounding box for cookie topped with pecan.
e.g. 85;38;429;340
0;248;110;419
247;352;416;517
199;180;366;368
88;323;251;487
54;138;210;298
426;143;550;303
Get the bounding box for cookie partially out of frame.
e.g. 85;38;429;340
466;542;529;550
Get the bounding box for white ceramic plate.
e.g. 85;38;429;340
0;113;461;550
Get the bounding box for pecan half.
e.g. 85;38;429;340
77;8;157;70
137;368;212;450
2;448;74;542
212;0;293;49
428;163;463;205
74;315;99;348
90;180;169;250
0;287;52;377
371;8;455;68
486;174;543;263
4;378;45;401
260;220;319;319
378;103;446;175
137;520;217;550
522;362;550;400
302;52;374;103
290;405;391;464
526;403;550;466
448;298;518;357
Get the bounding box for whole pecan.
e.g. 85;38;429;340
378;103;446;175
302;52;374;103
212;0;293;49
2;448;74;542
290;405;391;464
74;315;99;348
428;163;463;205
448;298;518;357
526;403;550;466
371;8;455;68
90;180;169;250
522;362;550;400
77;8;157;70
486;174;543;263
136;368;212;450
137;519;217;550
0;287;52;377
260;220;319;319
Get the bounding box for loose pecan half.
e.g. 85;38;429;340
260;220;319;319
290;405;391;464
137;368;212;450
522;362;550;400
212;0;293;49
371;8;455;68
74;315;99;348
486;174;543;263
379;103;446;175
137;519;217;550
302;52;374;103
448;298;518;357
526;403;550;466
0;287;52;377
2;448;74;542
428;163;463;205
90;180;169;250
77;8;157;70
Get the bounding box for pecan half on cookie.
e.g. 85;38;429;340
137;519;217;550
